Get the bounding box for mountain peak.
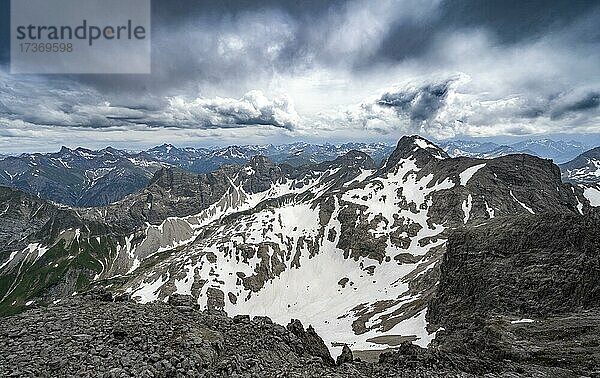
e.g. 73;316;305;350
149;144;178;154
384;135;448;169
102;146;119;153
247;155;275;167
332;150;376;169
74;147;94;154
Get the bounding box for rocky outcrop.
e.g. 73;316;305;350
286;319;336;366
427;210;600;375
336;344;354;365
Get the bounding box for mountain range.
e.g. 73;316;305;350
0;138;596;208
439;139;589;162
0;143;394;207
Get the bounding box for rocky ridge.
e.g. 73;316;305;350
0;142;395;208
0;294;353;378
1;138;593;208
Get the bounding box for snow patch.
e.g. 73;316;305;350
484;200;495;219
0;250;19;270
511;318;535;324
583;186;600;207
459;163;486;186
462;194;473;224
510;190;535;214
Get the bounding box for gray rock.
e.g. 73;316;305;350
336;344;353;365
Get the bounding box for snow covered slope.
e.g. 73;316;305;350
561;147;600;184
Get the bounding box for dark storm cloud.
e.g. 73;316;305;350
148;0;600;74
0;2;8;65
151;0;600;61
2;0;599;75
50;0;597;100
365;0;600;66
0;0;599;148
377;78;455;122
509;91;600;122
551;92;600;120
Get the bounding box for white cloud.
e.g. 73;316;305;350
159;90;300;129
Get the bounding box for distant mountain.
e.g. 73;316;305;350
441;139;589;163
441;140;505;157
142;142;395;173
0;139;592;209
559;147;600;207
511;139;589;163
0;142;394;207
560;147;600;184
0;146;162;207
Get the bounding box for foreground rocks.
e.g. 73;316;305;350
2;293;598;378
0;296;359;378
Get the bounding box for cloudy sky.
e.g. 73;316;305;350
0;0;599;152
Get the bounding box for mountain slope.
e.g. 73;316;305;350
428;210;600;375
560;146;600;184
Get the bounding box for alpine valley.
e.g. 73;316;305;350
1;136;600;377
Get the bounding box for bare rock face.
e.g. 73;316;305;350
427;210;600;375
286;319;336;366
167;293;198;309
206;287;225;312
336;344;353;365
241;155;285;194
81;165;243;233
